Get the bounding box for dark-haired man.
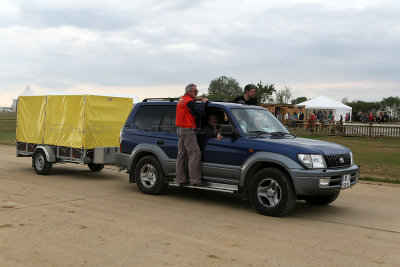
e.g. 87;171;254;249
233;84;258;105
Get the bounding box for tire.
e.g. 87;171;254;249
249;168;296;217
33;149;53;175
88;163;104;172
305;191;340;206
129;172;136;183
134;156;167;195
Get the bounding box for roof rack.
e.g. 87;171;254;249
142;98;179;102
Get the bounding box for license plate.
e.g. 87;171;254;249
341;174;351;189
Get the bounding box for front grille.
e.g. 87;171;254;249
323;154;351;168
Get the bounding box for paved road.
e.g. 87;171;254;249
1;145;399;266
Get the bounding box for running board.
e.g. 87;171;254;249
169;181;239;192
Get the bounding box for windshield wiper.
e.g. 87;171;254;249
247;130;271;137
269;132;296;137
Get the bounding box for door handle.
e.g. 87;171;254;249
157;140;164;145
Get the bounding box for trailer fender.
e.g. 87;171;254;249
34;146;56;163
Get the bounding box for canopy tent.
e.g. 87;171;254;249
295;96;352;121
21;85;35;96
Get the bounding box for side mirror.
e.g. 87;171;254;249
219;124;235;136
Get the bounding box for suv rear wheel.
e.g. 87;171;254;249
305;191;340;205
249;168;296;217
135;155;167;195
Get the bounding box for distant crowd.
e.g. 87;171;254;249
275;111;305;122
277;110;338;124
352;111;391;123
275;109;400;124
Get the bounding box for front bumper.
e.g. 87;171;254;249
291;164;360;195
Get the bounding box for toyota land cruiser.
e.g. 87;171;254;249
115;98;359;216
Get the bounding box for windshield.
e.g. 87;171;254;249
230;108;289;135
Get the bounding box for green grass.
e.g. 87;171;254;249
359;177;400;184
298;135;400;181
0;131;15;145
0;112;17;119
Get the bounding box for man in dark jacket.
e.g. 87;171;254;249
233;84;258;105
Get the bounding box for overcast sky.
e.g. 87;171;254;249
1;0;399;106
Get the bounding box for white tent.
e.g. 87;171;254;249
21;85;35;96
295;96;352;121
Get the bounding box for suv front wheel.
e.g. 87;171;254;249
135;155;167;195
249;168;296;217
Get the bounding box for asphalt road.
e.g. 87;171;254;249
1;145;399;266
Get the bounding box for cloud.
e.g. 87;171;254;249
0;0;399;107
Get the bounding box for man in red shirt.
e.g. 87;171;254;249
368;112;374;122
175;83;209;186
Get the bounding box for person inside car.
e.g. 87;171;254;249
203;113;223;141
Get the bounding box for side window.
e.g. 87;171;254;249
159;106;177;133
133;105;165;131
171;112;177;132
206;107;233;126
205;107;236;136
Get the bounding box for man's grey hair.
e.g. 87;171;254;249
184;83;197;95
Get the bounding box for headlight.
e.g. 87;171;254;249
297;154;327;169
350;152;354;165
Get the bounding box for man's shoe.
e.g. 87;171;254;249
179;181;190;187
191;182;207;187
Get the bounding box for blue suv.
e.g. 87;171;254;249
116;99;359;216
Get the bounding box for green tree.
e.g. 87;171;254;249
275;86;293;104
381;96;400;119
255;81;275;104
206;76;242;101
346;100;381;114
291;96;308;105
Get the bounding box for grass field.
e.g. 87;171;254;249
298;135;400;183
0;131;15;145
0;112;16;119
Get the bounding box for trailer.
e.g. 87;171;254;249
16;95;133;174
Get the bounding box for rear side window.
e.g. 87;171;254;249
160;106;177;133
134;105;165;131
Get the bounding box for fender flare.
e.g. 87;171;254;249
34;145;56;163
127;144;173;173
240;151;302;188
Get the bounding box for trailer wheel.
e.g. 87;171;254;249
33;149;53;175
88;163;104;172
135;156;167;195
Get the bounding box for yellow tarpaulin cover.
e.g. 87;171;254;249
16;95;133;149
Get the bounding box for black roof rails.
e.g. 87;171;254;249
142;98;180;102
